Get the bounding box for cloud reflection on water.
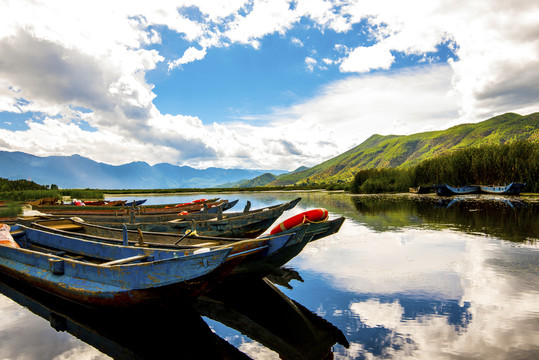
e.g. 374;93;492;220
292;216;539;359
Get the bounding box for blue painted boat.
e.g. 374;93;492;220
479;182;526;195
220;199;239;212
24;218;307;277
0;224;232;307
433;184;480;196
124;199;147;207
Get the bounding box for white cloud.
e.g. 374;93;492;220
224;0;298;46
290;37;303;47
305;57;317;72
338;0;539;122
0;0;537;170
168;46;208;70
340;42;395;73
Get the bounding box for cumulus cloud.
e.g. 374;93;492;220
0;0;537;170
168;46;208;70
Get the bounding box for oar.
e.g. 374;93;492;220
174;229;194;245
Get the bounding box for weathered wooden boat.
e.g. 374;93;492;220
101;209;287;238
231;217;345;277
24;213;333;277
409;186;432;194
30;198;233;216
433;184;480;196
61;198;300;225
123;199;147;207
0;224;233;307
24;217;307;276
28;198;301;238
479;182;526;195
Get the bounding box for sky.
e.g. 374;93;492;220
0;0;538;171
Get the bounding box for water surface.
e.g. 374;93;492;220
1;192;538;359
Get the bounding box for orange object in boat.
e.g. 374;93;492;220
191;199;207;203
0;224;19;248
174;202;193;208
270;208;329;234
178;211;188;215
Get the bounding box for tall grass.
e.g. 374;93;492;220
0;202;22;217
351;141;539;193
0;189;104;202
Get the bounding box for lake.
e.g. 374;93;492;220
1;191;539;359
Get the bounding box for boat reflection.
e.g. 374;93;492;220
351;194;539;243
0;267;349;359
0;272;248;359
195;274;350;359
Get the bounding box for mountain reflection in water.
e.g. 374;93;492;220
351;194;539;243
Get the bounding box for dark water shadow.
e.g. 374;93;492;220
0;269;349;360
350;194;539;243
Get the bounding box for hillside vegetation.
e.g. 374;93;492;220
269;112;539;186
351;140;539;193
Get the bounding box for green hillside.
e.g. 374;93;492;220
236;173;277;188
270;112;539;186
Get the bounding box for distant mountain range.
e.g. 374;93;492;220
3;112;537;189
0;151;286;189
265;112;539;186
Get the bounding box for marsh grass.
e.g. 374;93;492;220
0;202;22;217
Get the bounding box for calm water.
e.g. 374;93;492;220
1;192;539;359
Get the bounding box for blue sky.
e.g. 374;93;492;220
0;0;538;171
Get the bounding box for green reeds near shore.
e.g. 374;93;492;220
0;189;104;202
0;202;21;218
351;140;539;194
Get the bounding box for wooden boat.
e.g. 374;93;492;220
61;198;301;225
25;211;341;276
433;184;480;196
29;218;295;255
232;217;345;277
30;198;233;216
123;199;147;207
409;186;432;194
27;198;302;238
0;224;233;307
479;182;526;195
103;208;289;238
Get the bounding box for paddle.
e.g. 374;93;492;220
174;229;194;245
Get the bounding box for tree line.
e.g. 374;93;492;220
351;140;539;193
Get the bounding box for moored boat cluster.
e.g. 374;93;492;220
410;182;527;196
0;197;344;307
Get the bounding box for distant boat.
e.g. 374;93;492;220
479;182;526;195
124;199;147;207
409;186;432;194
0;224;232;307
433;184;480;196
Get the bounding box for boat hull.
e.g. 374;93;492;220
479;182;526;195
1;226;232;307
434;184;480;196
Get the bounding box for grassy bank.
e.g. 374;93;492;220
351;141;539;194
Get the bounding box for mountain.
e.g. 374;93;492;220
0;151;286;189
236;173;277;188
269;112;539;186
233;165;310;188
